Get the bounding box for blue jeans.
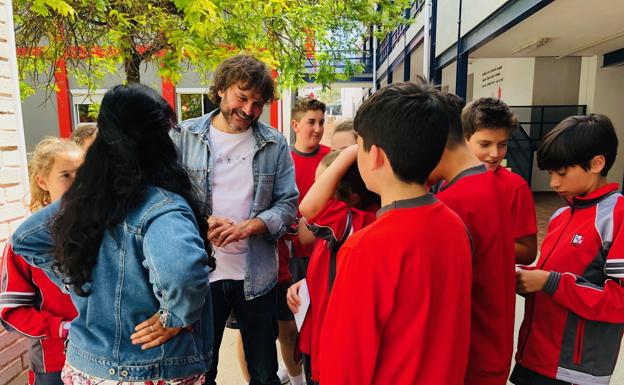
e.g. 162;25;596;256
206;280;280;385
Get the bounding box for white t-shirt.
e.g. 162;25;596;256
208;125;255;283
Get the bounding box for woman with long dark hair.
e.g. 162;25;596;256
12;84;214;385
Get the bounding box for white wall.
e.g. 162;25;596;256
393;61;405;83
435;0;460;56
469;57;535;105
410;45;425;80
441;61;457;93
532;57;581;105
442;57;536;105
436;0;507;56
0;0;29;247
281;89;293;143
460;0;507;35
340;88;364;117
21;84;61;152
584;57;624;185
578;56;598;113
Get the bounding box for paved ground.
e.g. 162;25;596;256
213;192;624;384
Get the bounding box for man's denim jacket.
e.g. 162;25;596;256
170;109;299;300
11;187;213;381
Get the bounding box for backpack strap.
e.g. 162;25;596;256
328;210;353;292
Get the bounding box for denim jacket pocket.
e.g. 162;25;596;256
162;328;199;360
254;173;275;213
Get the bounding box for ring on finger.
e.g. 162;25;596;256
150;325;154;332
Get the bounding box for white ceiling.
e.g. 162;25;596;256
471;0;624;59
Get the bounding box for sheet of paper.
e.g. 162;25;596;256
294;278;310;332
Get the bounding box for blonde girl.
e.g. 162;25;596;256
28;137;83;212
0;136;82;385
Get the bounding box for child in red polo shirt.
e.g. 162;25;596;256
287;146;379;385
289;97;331;278
513;114;623;385
464;97;538;265
282;96;329;384
319;82;473;385
429;93;516;385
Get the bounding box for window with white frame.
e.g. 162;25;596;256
71;89;106;128
176;88;218;122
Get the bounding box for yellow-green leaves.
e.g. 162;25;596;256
16;0;412;98
29;0;76;18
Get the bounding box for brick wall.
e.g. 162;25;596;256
0;0;33;384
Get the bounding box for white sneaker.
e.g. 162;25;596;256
277;365;290;384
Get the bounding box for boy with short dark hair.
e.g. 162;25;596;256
319;82;473;385
463;97;538;264
429;93;516;385
513;114;623;385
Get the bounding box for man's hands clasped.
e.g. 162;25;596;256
207;216;267;247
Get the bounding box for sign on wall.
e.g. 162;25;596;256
480;65;503;99
470;58;535;106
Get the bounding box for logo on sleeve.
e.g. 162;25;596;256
570;233;584;247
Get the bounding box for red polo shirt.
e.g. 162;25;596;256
320;194;472;385
290;144;331;258
299;199;376;381
437;165;516;385
494;166;538;240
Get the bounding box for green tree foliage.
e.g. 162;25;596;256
15;0;411;97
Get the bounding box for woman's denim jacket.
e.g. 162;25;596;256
11;187;213;381
170;109;298;300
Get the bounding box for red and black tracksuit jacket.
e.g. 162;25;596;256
0;244;77;385
515;183;624;385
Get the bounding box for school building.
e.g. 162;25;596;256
18;0;624;192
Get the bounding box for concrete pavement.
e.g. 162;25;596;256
211;301;624;384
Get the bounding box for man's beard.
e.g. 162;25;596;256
221;106;256;132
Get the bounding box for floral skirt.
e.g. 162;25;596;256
61;365;205;385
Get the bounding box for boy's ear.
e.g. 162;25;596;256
589;155;606;174
291;119;300;133
369;144;385;171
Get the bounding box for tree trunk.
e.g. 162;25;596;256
124;50;142;84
